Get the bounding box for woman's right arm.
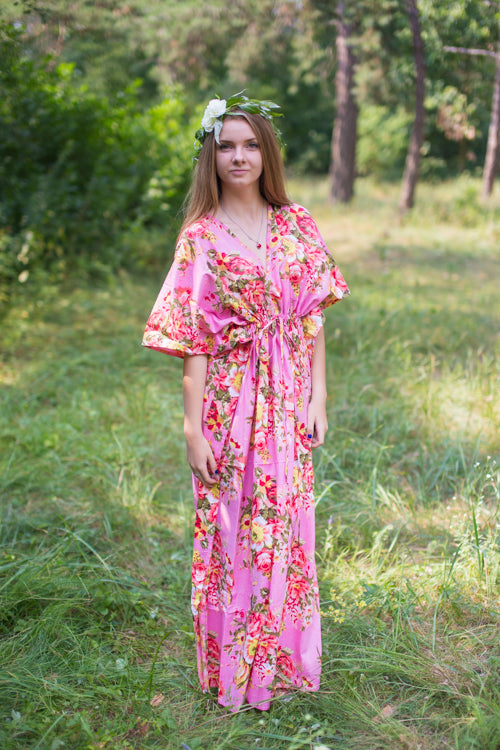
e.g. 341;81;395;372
183;354;217;487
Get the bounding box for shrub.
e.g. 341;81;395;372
356;104;412;178
0;23;192;309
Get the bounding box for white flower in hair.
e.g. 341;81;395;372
201;99;227;133
193;92;283;159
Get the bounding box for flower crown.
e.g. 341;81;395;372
193;92;283;159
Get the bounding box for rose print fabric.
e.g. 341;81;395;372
143;203;349;711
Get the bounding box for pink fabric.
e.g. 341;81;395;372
143;203;349;711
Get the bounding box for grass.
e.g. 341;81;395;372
0;176;499;749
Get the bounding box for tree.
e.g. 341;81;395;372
3;0;500;186
311;0;428;199
421;0;499;183
482;4;500;197
399;0;426;212
0;1;161;101
440;1;500;196
330;1;358;202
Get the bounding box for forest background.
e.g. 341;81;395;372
0;1;499;749
1;0;500;296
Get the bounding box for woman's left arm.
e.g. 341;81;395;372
307;326;328;448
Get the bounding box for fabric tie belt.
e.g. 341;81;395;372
251;314;308;482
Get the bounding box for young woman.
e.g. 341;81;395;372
143;94;349;711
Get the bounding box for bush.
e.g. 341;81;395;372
0;23;192;309
356;104;412;178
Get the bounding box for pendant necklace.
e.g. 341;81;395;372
221;204;266;249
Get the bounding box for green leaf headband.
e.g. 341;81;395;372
193;91;283;159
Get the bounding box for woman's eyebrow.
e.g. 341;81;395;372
218;138;257;144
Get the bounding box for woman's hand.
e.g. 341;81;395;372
307;395;328;448
185;429;218;487
183;354;218;487
308;325;328;448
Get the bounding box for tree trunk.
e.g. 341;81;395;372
482;10;500;198
399;0;426;213
330;1;357;204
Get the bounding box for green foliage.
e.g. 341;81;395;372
0;0;161;101
1;0;500;317
417;0;497;172
357;105;412;177
0;23;192;308
3;0;500;188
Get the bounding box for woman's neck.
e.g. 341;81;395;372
218;188;266;222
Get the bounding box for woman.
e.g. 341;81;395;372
142;93;349;711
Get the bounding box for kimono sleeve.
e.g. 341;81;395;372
301;307;325;341
142;232;219;358
292;204;350;339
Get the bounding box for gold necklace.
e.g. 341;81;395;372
220;204;266;249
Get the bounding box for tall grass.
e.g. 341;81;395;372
0;177;499;749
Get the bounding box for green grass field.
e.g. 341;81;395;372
1;177;499;749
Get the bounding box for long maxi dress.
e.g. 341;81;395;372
143;202;349;711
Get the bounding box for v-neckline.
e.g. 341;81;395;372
211;205;270;272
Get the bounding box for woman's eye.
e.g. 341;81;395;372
219;143;231;151
247;142;259;149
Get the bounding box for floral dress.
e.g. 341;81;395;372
143;203;349;711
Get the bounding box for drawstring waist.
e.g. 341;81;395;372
254;314;306;353
251;315;308;483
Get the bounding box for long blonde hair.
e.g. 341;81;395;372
180;110;290;236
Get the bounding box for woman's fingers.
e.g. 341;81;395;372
311;430;323;448
191;459;217;487
308;413;328;448
188;438;218;487
207;448;218;477
193;468;216;487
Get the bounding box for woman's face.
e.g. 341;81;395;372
215;117;263;192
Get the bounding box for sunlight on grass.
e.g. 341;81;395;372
0;177;499;749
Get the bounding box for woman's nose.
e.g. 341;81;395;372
232;145;245;161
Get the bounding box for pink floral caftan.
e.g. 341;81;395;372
143;202;349;711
